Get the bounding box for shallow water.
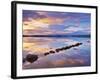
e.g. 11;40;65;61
22;37;91;69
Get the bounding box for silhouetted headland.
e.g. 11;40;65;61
23;35;90;37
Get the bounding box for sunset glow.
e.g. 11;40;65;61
22;10;91;69
23;10;90;35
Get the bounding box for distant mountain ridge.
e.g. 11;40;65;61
23;34;90;37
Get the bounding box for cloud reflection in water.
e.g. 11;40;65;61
23;37;90;69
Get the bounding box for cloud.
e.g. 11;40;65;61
23;16;65;35
64;26;90;34
23;10;47;20
23;18;49;30
23;28;73;35
36;11;47;15
23;10;90;35
64;27;83;32
37;17;64;24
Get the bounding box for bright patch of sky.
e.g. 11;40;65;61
23;10;91;35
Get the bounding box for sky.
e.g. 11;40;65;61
23;10;91;35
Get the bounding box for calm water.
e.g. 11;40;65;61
22;37;91;69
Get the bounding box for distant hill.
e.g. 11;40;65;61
23;30;90;37
23;34;90;37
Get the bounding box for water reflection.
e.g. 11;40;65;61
23;37;90;69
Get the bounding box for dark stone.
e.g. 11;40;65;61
76;43;81;46
56;49;60;52
72;43;76;46
64;46;71;49
44;52;50;56
49;50;55;53
80;43;82;45
69;45;73;47
59;48;63;51
63;47;66;49
26;54;38;63
75;43;82;46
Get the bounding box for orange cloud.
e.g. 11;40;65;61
23;19;49;30
36;17;64;24
23;16;64;29
23;16;65;35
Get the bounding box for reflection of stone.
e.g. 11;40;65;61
73;48;78;50
87;40;90;43
26;54;38;63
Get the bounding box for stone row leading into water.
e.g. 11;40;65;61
23;42;82;63
44;43;82;56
